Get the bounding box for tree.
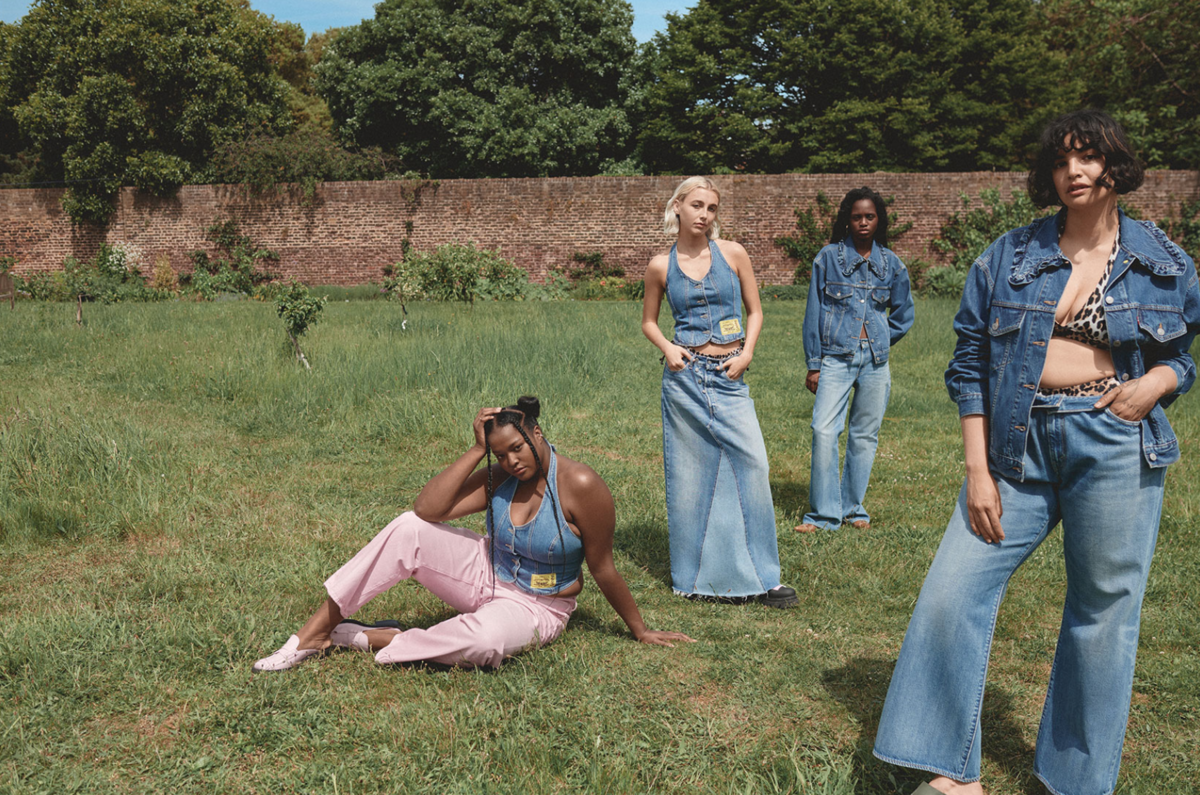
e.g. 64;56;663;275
314;0;640;178
0;0;292;223
1039;0;1200;170
638;0;1073;174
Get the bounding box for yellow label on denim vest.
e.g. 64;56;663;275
719;318;742;336
530;573;557;589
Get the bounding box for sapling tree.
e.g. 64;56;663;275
274;281;325;369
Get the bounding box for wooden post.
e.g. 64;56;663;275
76;295;83;325
0;272;12;309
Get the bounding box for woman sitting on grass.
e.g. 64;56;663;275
253;397;694;671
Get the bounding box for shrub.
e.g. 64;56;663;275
924;189;1050;296
274;281;325;369
402;243;528;303
14;271;70;301
150;254;180;294
62;244;152;303
1158;200;1200;261
759;284;808;301
568;251;625;280
569;276;637;300
184;220;279;299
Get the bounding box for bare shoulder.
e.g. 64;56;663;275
556;455;610;495
715;239;752;270
645;253;670;279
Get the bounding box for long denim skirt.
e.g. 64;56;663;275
661;357;782;598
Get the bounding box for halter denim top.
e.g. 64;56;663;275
490;446;584;596
665;240;746;347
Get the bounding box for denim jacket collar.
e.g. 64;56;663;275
1010;209;1189;286
837;237;888;279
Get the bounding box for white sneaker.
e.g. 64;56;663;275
252;635;323;671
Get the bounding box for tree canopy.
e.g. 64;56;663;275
0;0;292;222
1039;0;1200;170
636;0;1073;174
314;0;641;178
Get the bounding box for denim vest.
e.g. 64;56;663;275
946;210;1200;478
665;240;746;347
490;446;584;595
802;238;915;369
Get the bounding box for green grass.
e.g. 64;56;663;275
0;299;1197;794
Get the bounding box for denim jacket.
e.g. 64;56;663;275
946;210;1200;478
802;238;915;369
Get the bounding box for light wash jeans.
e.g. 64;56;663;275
662;355;782;598
874;397;1167;795
803;339;891;528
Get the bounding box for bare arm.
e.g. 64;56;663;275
718;240;761;379
961;414;1003;543
412;407;501;523
641;255;693;371
567;466;695;647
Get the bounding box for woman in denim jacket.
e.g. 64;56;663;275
796;187;915;532
874;111;1200;795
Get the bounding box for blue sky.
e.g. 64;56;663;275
0;1;687;42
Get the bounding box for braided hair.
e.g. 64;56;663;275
482;396;569;595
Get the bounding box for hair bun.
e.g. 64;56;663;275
515;395;540;421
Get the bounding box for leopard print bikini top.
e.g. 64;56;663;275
1052;231;1120;349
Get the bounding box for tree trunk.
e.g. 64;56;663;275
288;331;311;370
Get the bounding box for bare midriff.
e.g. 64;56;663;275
554;578;585;598
1038;338;1117;390
688;339;744;356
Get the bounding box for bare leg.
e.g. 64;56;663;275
363;628;401;650
928;777;984;795
294;597;344;651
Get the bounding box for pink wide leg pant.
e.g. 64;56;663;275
324;512;576;669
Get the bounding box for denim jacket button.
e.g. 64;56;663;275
1149;453;1158;461
1121;373;1130;381
1105;296;1114;304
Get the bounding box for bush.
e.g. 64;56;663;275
759;284;808;301
150;254;179;295
924;189;1050;296
1158;200;1200;261
776;191;836;284
568;251;625;280
400;244;528;303
568;276;639;300
13;271;70;301
275;281;326;369
62;244;153;303
184;220;279;299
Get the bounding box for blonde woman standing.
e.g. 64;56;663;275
641;177;796;607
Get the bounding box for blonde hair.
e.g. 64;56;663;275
663;176;721;239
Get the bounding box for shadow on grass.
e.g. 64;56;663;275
771;478;810;520
822;656;1043;795
614;520;672;588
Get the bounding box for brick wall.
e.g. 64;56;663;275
3;172;1199;286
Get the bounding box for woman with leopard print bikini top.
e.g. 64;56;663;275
1039;232;1122;397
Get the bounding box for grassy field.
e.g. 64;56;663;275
1;297;1197;794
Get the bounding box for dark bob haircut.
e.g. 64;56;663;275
1027;109;1144;208
830;186;890;247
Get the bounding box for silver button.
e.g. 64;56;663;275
1105;296;1113;304
1149;453;1158;461
1121;373;1130;381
